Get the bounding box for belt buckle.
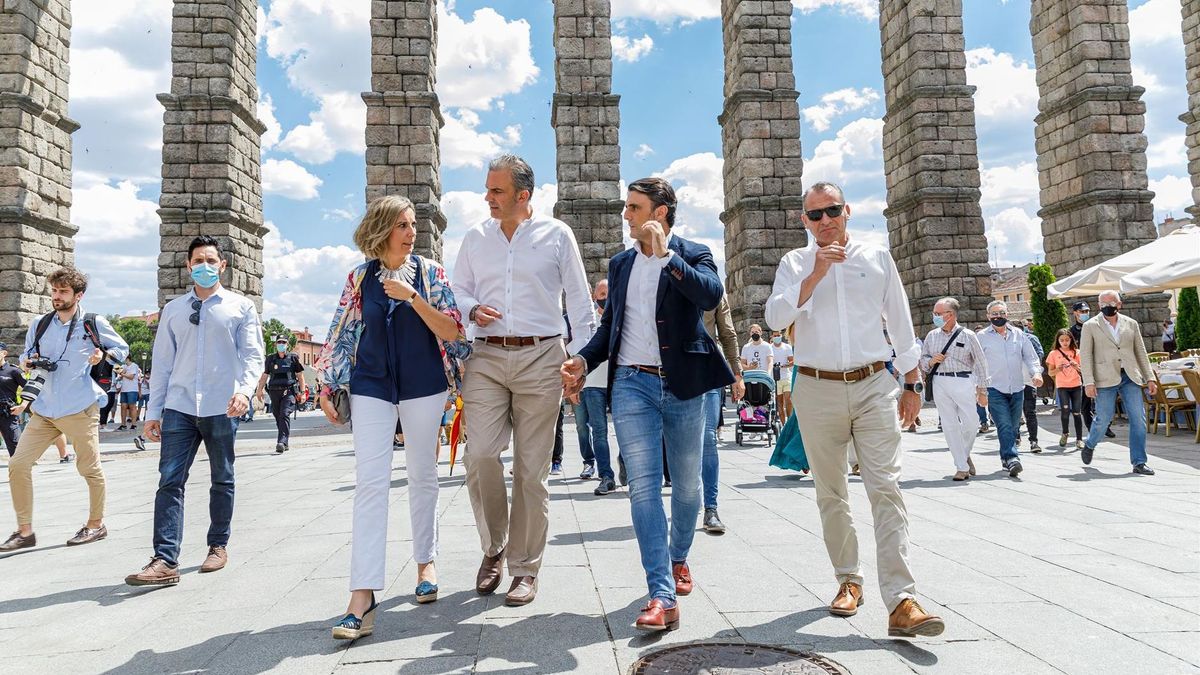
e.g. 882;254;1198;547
842;369;853;383
503;337;518;348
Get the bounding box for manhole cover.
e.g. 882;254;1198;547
630;642;851;674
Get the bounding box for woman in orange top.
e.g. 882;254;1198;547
1046;328;1084;449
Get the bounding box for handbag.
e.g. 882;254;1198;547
925;327;963;402
326;269;367;424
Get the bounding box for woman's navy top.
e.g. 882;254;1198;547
349;258;447;403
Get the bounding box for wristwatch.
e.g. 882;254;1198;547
903;382;923;394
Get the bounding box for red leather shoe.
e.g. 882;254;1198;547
634;599;680;632
672;562;693;596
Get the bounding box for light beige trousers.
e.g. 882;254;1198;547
462;339;564;577
8;404;105;526
791;369;916;612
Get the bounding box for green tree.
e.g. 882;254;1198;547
1176;287;1200;351
262;318;297;350
110;317;156;371
1027;263;1068;350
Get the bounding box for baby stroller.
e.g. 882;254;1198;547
736;370;780;445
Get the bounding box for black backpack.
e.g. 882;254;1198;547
32;312;112;385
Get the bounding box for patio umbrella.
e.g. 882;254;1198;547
1120;256;1200;295
1047;224;1200;298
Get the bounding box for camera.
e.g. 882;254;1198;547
27;357;56;372
20;369;49;406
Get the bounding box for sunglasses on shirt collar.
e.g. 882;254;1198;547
804;204;845;221
189;298;203;325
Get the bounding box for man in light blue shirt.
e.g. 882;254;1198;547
977;301;1043;478
1;266;128;552
125;235;264;586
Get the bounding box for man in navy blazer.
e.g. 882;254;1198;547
562;177;734;632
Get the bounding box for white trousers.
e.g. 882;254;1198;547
932;376;979;472
349;391;446;591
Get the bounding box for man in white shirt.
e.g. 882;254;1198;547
115;356;142;431
739;325;774;374
124;235;264;586
770;330;794;419
920;297;989;481
977;301;1043;478
765;181;943;639
454;154;596;607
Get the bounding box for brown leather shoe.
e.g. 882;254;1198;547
125;557;180;586
0;531;36;552
635;599;680;632
672;562;693;596
829;582;865;616
888;598;945;638
967;457;977;476
200;545;228;573
952;470;970;481
66;525;107;546
504;575;537;606
475;548;504;595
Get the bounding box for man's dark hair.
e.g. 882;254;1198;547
627;177;677;227
47;266;88;294
187;235;224;260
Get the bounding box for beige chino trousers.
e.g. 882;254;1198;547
8;404;105;526
462;339;565;577
791;369;916;612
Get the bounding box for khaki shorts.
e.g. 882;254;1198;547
776;377;792;394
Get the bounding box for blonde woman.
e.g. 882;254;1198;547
316;195;469;640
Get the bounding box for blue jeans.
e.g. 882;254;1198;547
701;388;722;509
977;404;988;425
610;367;704;602
573;387;614;481
153;409;239;566
987;389;1023;463
1085;371;1148;466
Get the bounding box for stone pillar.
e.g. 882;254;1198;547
364;0;446;260
880;0;991;334
719;0;805;333
0;0;79;345
1030;1;1165;337
551;0;624;282
1182;0;1200;219
158;0;267;309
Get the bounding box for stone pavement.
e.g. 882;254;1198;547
0;405;1197;674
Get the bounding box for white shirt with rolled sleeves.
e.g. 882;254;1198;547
616;237;675;367
765;238;920;375
453;214;597;354
146;287;265;421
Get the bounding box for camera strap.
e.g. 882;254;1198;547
33;311;105;361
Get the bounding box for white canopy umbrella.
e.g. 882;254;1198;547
1120;256;1200;294
1047;224;1200;298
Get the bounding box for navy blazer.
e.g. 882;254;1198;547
577;234;735;401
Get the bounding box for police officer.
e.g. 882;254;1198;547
0;342;26;456
256;334;306;453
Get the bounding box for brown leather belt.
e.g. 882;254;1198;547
631;365;666;377
796;361;887;383
481;335;561;348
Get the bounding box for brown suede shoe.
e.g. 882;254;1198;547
672;562;693;596
200;545;228;573
967;457;977;476
475;548;504;595
888;598;945;638
0;531;36;552
829;582;865;616
504;575;537;606
125;558;180;586
66;525;107;546
952;470;970;481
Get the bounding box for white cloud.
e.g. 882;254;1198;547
73;180;161;243
437;7;540;109
803;117;885;185
70;177;161;315
610;0;719;23
1149;174;1195;218
70;48;164;102
262;0;369;100
791;0;877;19
441;110;521;169
611;34;654;62
277;92;367;164
965;48;1039;120
654;153;728;272
802;87;880;133
261;222;364;333
258;93;282;151
635;144;655;159
262;159;323;200
1129;0;1182;47
986;207;1044;266
980;161;1040;210
1146;134;1187;170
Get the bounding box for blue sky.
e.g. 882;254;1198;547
67;0;1192;332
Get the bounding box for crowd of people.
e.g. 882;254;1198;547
0;154;1167;646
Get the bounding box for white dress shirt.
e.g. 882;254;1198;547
146;286;265;421
453;214;596;354
765;238;920;375
617;236;675;367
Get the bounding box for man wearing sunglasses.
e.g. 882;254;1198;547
765;181;944;639
125;235;264;586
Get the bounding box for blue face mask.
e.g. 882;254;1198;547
1078;313;1090;322
275;343;287;354
932;314;945;329
190;262;220;289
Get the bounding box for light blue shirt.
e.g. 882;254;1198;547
21;308;129;418
978;325;1042;395
147;286;264;421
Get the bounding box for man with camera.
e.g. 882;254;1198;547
256;334;305;454
1;267;129;552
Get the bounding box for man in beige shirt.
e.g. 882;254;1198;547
1079;290;1157;475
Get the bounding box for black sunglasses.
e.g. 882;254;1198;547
189;299;203;325
805;204;845;221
